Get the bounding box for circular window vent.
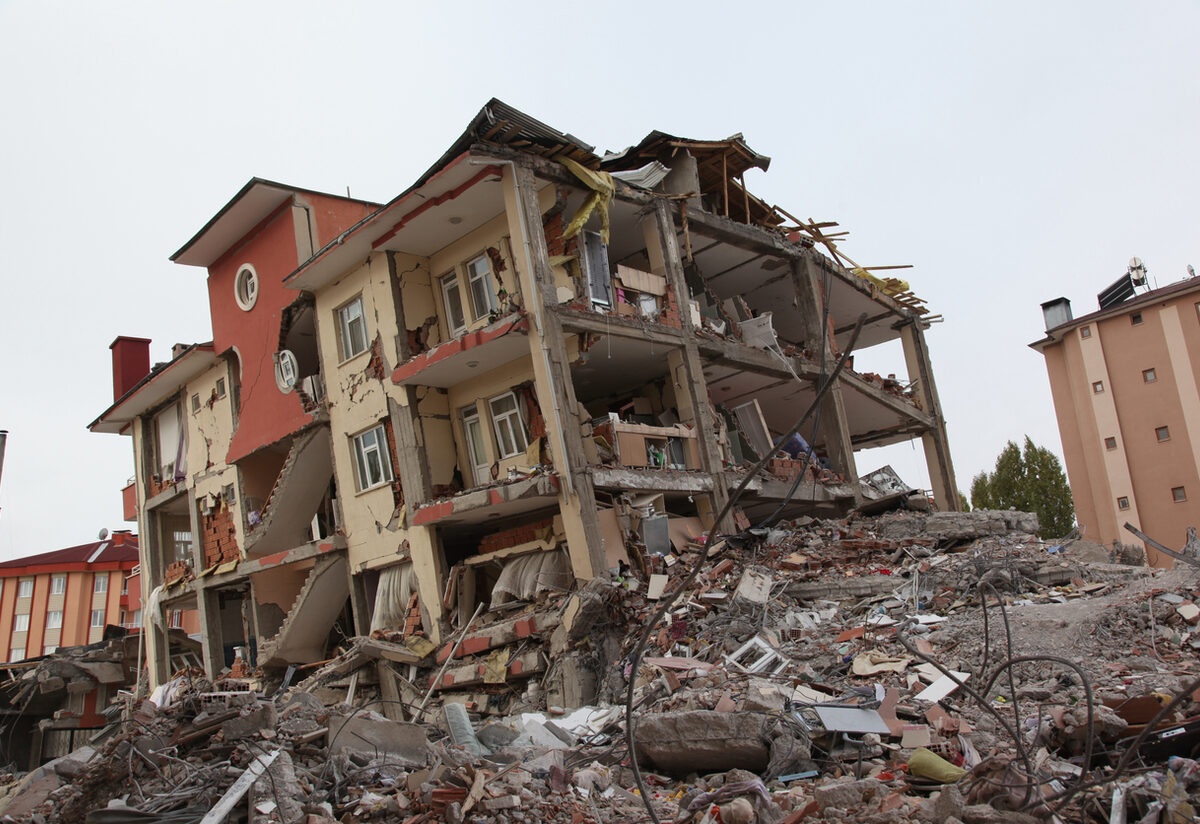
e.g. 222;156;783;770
274;350;299;393
235;264;259;311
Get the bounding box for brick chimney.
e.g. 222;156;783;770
111;529;133;546
110;336;152;402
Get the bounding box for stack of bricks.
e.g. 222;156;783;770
364;337;386;380
658;284;683;329
147;475;176;499
164;560;194;586
200;503;240;568
402;593;423;638
523;390;547;440
478;518;555;554
767;457;812;482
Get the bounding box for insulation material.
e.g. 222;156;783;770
560;157;614;244
490;550;571;609
370;564;414;633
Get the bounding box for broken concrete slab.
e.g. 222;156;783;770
327;712;428;767
634;711;773;773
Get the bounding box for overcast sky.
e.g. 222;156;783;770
1;2;1197;559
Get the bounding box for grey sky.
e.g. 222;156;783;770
1;2;1197;559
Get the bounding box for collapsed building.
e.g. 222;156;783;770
88;99;959;690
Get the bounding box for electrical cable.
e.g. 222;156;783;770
625;314;866;824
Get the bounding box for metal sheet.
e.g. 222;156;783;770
812;706;892;735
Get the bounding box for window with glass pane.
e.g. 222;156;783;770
17;580;32;598
50;575;65;595
463;407;489;485
91;610;104;628
46;611;62;629
467;255;499;319
337;296;369;359
94;575;108;594
10;648;24;662
174;530;193;562
13;614;29;632
352;424;394;490
489;392;528;459
442;273;467;336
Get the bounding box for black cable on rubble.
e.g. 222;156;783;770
624;314;867;824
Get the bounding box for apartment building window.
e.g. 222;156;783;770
173;530;193;562
13;614;29;632
1130;312;1143;325
461;406;490;487
50;575;65;595
154;403;182;479
581;231;613;307
234;264;259;311
132;610;143;628
121;576;129;595
351;424;394;491
90;610;105;628
17;580;32;599
1143;368;1157;383
215;377;226;399
1156;426;1171;442
1173;486;1188;502
1080;326;1092;339
191;393;201;414
42;645;56;656
94;575;108;594
46;611;62;629
170;610;183;629
336;296;369;360
1104;436;1118;450
1092;381;1104;394
1117;496;1130;510
466;255;499;320
9;648;24;662
441;273;468;337
489;392;528;459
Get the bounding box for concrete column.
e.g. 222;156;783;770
793;257;860;501
645;205;734;532
197;585;224;676
899;320;961;511
503;162;608;579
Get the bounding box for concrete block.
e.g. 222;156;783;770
635;711;773;773
813;777;885;810
327;712;428;767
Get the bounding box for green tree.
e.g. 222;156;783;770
970;437;1075;538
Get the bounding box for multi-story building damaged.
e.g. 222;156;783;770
89;100;958;689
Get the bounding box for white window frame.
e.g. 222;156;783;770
17;580;32;599
42;645;56;656
46;610;63;630
94;575;108;594
50;575;65;595
336;296;369;361
351;424;394;491
9;647;24;662
234;264;259;311
132;609;143;628
441;272;468;337
13;614;29;632
274;350;299;392
489;391;529;459
90;610;105;628
466;255;499;320
462;405;491;486
581;231;613;308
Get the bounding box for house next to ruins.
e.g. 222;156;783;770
1033;261;1200;565
89;100;959;687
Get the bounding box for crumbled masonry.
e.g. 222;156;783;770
2;508;1199;822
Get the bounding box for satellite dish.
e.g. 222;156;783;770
97;527;109;540
1128;256;1147;285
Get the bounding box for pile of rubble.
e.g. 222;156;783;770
2;508;1200;823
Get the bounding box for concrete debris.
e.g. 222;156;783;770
1;508;1199;822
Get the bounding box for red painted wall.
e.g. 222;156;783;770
208;194;374;464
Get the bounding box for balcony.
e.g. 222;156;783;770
121;480;137;522
392;313;530;389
